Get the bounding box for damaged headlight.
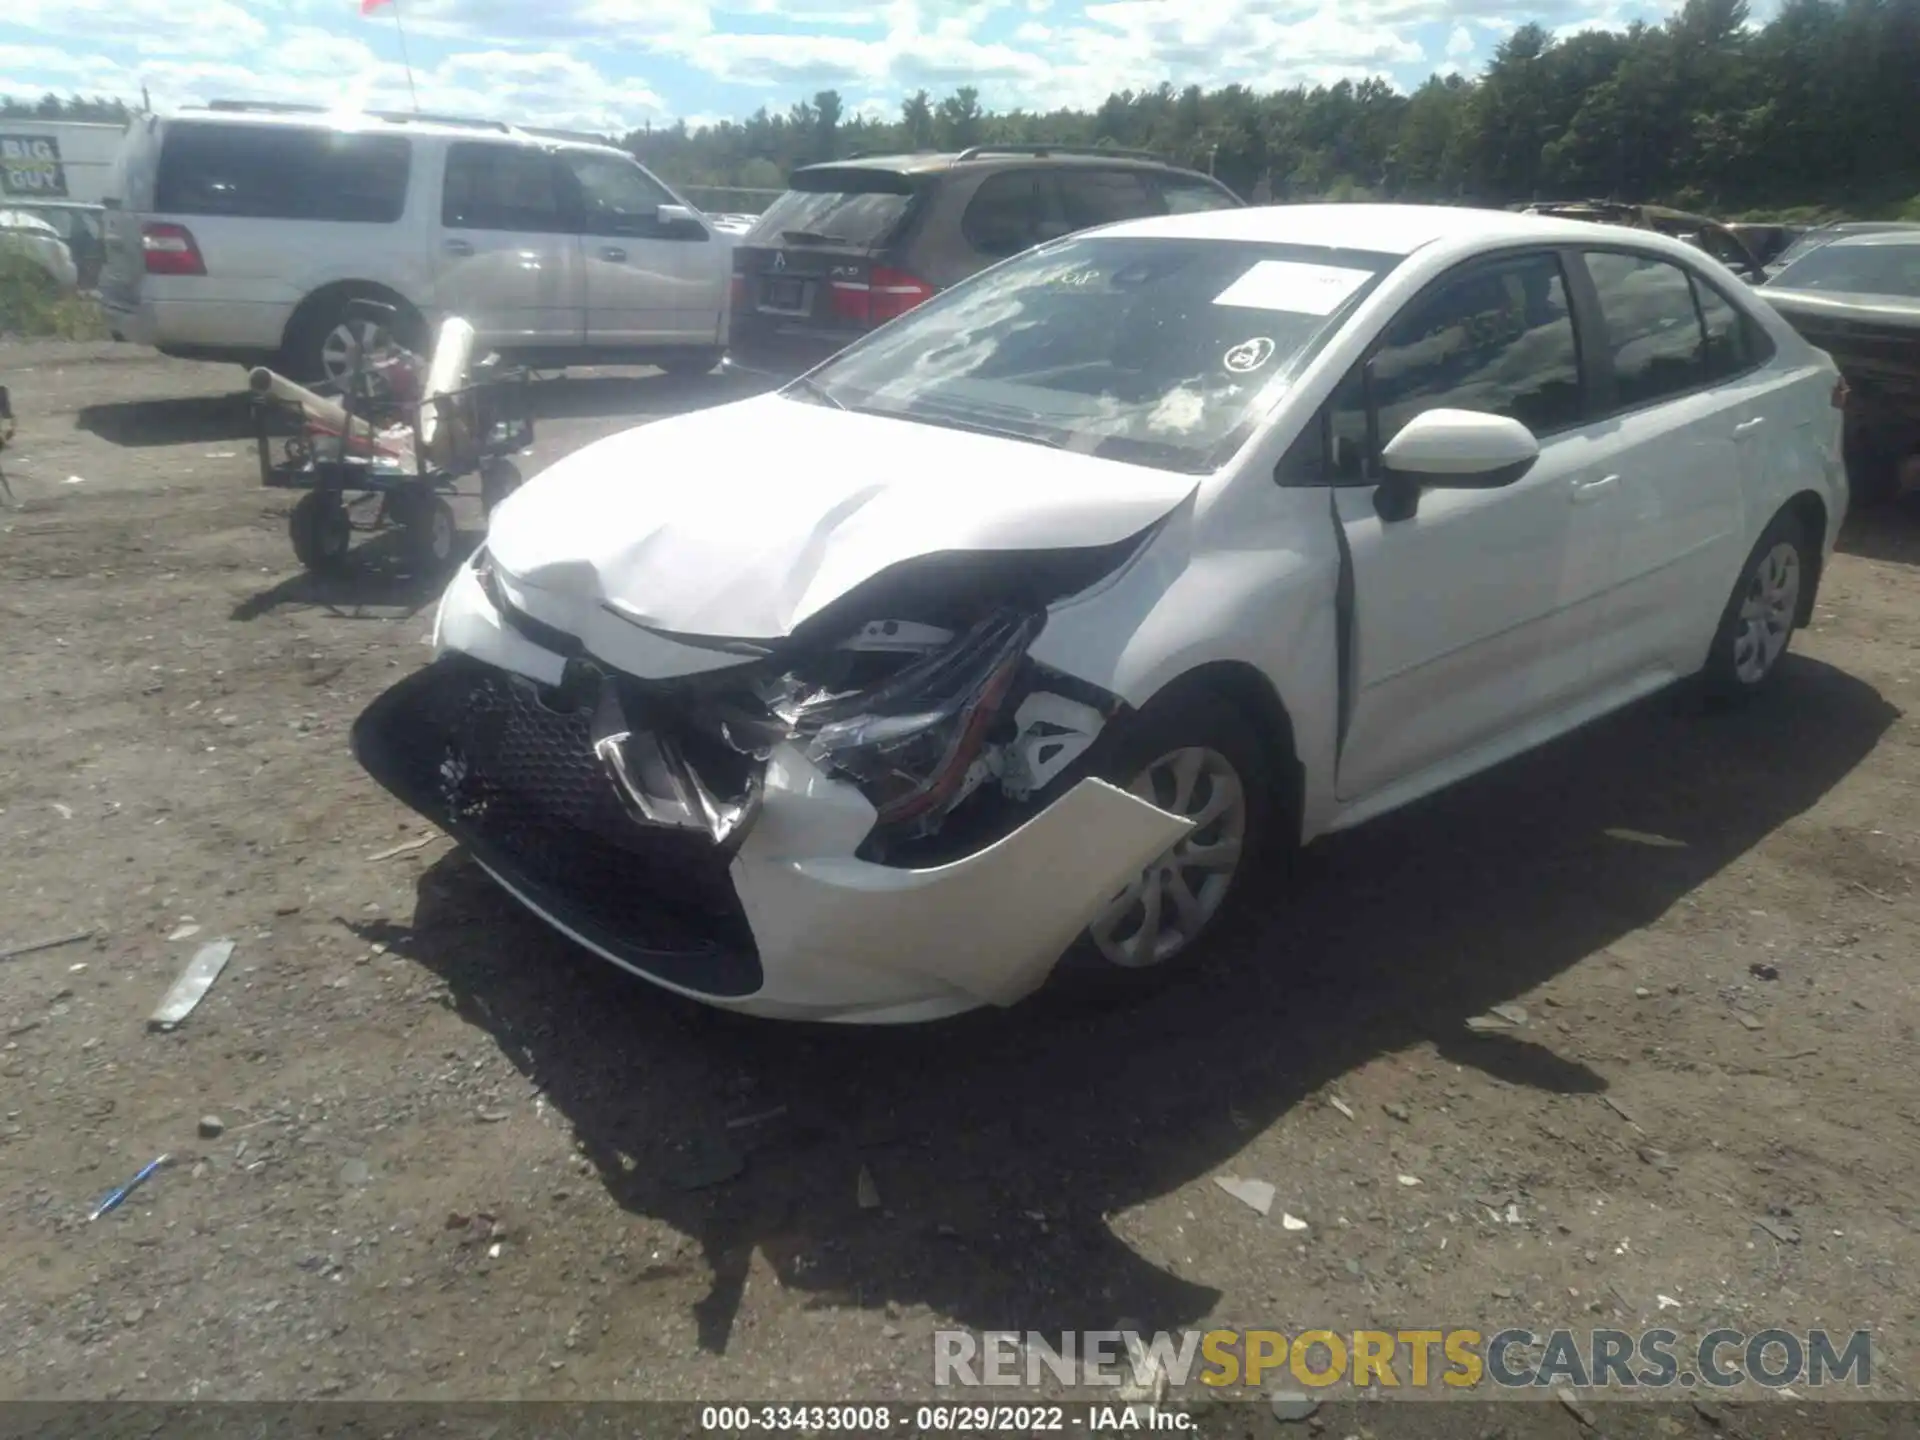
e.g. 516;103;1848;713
765;608;1042;833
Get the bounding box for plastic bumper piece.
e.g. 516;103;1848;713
350;653;763;999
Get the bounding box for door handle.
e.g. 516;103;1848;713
442;238;474;257
600;246;628;263
1733;417;1766;436
1571;473;1620;504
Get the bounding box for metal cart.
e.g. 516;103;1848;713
251;302;533;575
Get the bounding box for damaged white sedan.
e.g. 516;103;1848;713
353;204;1848;1023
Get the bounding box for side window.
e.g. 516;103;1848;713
1158;177;1240;215
442;142;568;232
961;171;1049;259
1371;251;1584;447
153;124;312;219
1056;169;1157;229
1695;278;1767;381
1584;250;1708;409
309;135;410;224
556;151;682;237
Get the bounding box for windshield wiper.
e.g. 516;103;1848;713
784;375;846;410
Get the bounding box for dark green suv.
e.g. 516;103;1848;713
726;144;1243;375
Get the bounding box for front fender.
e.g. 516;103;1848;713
1028;487;1342;837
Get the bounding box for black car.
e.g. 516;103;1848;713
725;144;1244;375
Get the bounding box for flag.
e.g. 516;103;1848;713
361;0;394;12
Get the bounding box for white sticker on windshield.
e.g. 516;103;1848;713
1212;260;1374;316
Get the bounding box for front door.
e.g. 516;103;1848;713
1331;249;1622;802
432;140;584;349
555;149;727;346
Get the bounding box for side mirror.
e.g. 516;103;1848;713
1373;408;1539;522
656;203;704;231
1381;408;1539;488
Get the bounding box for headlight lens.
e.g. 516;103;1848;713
768;608;1040;830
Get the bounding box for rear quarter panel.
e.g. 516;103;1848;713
131;125;438;351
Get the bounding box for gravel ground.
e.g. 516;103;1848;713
2;341;1919;1425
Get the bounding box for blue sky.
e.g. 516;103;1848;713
1;0;1679;135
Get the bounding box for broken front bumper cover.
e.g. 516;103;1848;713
351;653;1192;1023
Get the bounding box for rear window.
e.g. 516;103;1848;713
747;166;919;249
155;123;410;223
1159;176;1241;214
1767;240;1920;299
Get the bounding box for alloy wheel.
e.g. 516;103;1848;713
1733;541;1800;684
1088;746;1247;968
320;318;390;386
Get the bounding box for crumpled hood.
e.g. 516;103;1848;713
484;394;1197;641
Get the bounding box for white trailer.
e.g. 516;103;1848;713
0;119;129;206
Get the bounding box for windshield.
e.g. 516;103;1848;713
794;235;1398;474
1767;239;1920;299
747;167;920;249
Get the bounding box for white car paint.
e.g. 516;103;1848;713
99;108;731;373
0;209;78;291
483;398;1198;641
398;202;1847;1022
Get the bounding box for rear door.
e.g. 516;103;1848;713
554;148;726;346
98;118;159;314
1573;248;1750;686
728;165;929;354
431;140;584;349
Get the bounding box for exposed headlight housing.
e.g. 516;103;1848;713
764;608;1040;834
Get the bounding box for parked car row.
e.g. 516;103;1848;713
94;107;1244;387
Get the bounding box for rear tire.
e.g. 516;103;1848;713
480;458;523;517
289;491;351;574
283;292;426;387
391;490;459;573
1702;508;1811;703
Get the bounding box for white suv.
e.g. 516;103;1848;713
100;105;733;383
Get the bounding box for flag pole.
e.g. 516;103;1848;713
389;0;420;112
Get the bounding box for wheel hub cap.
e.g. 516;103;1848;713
1732;541;1800;684
1088;746;1247;968
321;319;390;385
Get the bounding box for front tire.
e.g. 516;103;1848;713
1703;509;1811;702
1070;689;1278;985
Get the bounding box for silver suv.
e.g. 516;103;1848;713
101;104;734;383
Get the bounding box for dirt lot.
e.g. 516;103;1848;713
2;340;1919;1423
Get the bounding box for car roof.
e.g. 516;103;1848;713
1091;202;1719;259
156;107;630;157
0;209;62;236
1821;228;1920;249
795;150;1211;179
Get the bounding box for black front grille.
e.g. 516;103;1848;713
352;654;762;998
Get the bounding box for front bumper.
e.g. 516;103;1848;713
355;645;1191;1024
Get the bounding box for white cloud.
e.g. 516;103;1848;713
1446;22;1476;55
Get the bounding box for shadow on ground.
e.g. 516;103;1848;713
230;518;463;621
75;391;264;449
353;658;1895;1355
1838;499;1920;567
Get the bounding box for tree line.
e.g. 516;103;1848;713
8;0;1917;219
627;0;1920;220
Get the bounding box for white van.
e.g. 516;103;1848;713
101;105;733;383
